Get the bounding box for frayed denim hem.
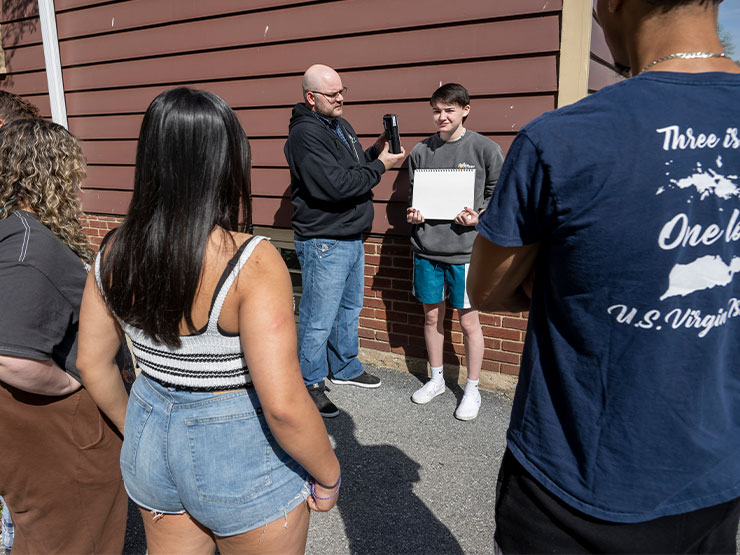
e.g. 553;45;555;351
216;479;311;539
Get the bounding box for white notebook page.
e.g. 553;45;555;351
411;168;476;220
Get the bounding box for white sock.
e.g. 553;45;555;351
464;378;480;396
430;365;444;383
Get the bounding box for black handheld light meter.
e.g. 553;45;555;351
383;114;402;154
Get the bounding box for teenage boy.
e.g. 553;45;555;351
407;83;503;420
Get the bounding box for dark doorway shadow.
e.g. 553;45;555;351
325;410;463;554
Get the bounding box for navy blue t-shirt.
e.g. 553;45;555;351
478;71;740;523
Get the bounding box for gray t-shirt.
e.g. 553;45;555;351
0;210;86;382
408;130;504;264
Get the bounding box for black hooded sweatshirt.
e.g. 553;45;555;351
284;103;385;238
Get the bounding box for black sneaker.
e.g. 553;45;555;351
329;371;381;388
307;383;339;418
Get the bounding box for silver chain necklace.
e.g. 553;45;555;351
638;51;727;75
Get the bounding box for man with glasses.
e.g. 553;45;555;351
284;64;405;417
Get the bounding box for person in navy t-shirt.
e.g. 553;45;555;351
469;0;740;552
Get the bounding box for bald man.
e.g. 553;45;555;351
284;64;404;417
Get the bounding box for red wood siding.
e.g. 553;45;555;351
52;0;561;228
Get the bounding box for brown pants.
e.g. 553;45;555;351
0;382;127;554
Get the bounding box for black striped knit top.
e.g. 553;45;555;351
94;236;266;390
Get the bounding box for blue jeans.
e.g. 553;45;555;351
294;235;365;386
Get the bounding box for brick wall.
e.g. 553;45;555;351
361;235;528;387
82;213;123;249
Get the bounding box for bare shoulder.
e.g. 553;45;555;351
234;237;293;314
223;230;252;253
211;228;288;280
239;236;289;282
228;231;277;257
230;230;252;243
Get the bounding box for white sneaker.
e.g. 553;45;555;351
455;391;481;421
411;379;445;404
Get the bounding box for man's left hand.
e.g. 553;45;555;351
454;207;479;226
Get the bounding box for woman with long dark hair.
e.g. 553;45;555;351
0;118;127;553
78;88;340;554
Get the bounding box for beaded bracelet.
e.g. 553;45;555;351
314;474;342;490
310;475;342;501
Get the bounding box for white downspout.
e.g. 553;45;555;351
37;0;67;128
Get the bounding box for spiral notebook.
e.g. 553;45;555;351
411;168;476;220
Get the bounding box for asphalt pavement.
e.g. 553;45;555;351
305;365;510;555
122;364;512;554
121;362;740;553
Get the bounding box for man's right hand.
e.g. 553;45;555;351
378;141;405;171
407;207;425;224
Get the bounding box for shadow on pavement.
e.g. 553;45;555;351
325;410;463;554
123;499;145;554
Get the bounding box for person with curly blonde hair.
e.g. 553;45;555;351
0;119;93;263
0;90;40;555
0;119;127;553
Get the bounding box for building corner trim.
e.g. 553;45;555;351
38;0;68;128
557;0;593;108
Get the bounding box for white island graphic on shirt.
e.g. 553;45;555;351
660;255;740;300
657;162;739;200
655;159;740;300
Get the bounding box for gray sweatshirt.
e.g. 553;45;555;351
408;130;504;264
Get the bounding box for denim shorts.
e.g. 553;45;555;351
121;374;309;537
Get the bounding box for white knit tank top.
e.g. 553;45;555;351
95;236;266;390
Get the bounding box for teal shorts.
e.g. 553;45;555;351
412;255;471;309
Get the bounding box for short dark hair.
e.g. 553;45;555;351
644;0;721;11
0;90;40;123
101;87;251;347
430;83;470;108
